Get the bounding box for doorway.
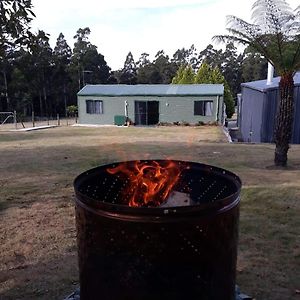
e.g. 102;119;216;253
134;101;159;125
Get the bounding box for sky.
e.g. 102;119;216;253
30;0;299;71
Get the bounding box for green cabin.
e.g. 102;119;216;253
77;84;224;125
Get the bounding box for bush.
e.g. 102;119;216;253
66;105;78;117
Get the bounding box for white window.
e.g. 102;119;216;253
86;100;103;114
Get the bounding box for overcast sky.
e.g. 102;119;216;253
30;0;299;70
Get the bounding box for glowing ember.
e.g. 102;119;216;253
107;160;184;207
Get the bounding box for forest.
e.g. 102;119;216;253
1;1;269;119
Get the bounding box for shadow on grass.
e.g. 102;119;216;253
1;141;300;212
0;253;78;300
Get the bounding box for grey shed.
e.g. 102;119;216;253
239;72;300;143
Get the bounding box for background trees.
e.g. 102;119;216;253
122;50;178;84
242;47;268;82
70;27;110;89
115;52;137;84
0;0;35;111
53;33;72;116
1;0;277;121
172;63;235;118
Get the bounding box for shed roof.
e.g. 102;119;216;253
78;84;224;96
241;72;300;92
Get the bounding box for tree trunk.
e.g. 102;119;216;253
64;83;67;117
39;90;43;117
43;84;48;116
3;71;10;109
274;73;294;166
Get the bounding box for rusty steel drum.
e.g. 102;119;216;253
74;160;241;300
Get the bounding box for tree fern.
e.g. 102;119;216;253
214;0;300;166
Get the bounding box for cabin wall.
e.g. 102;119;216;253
78;95;222;125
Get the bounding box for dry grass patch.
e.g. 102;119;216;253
0;126;299;299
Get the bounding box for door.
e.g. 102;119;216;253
135;101;147;125
135;101;159;125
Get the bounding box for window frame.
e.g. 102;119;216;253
86;99;103;114
194;100;214;116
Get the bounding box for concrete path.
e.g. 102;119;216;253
10;125;58;132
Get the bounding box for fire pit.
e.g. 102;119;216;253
74;160;241;300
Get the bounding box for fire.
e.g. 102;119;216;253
107;160;184;207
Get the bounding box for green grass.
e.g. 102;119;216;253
239;186;300;299
0;126;299;299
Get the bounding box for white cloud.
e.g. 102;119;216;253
30;0;300;70
93;1;254;68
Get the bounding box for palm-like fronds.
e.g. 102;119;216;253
214;0;300;166
252;0;293;33
213;0;300;74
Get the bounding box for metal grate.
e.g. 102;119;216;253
76;160;239;208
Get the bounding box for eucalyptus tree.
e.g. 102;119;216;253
5;49;32;113
118;52;137;84
153;50;178;83
54;33;72;64
198;44;223;69
28;30;53;116
172;45;198;70
242;47;268;82
53;33;72;116
71;27;95;90
131;50;179;84
214;0;300;166
136;64;163;84
0;0;34;44
71;27;110;92
136;53;151;69
222;42;244;96
0;0;35;110
135;51;167;84
136;53;161;83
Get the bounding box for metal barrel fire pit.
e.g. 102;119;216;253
74;160;241;300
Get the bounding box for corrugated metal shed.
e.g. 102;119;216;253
78;84;224;96
241;72;300;92
240;72;300;144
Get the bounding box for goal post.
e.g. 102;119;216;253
0;111;17;129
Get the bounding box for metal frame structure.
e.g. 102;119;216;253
0;111;17;129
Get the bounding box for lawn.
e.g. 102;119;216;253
0;125;299;299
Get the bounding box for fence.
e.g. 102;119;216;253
0;111;78;131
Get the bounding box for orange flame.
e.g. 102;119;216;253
107;160;183;207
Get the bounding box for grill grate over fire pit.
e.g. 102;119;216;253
74;160;241;300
